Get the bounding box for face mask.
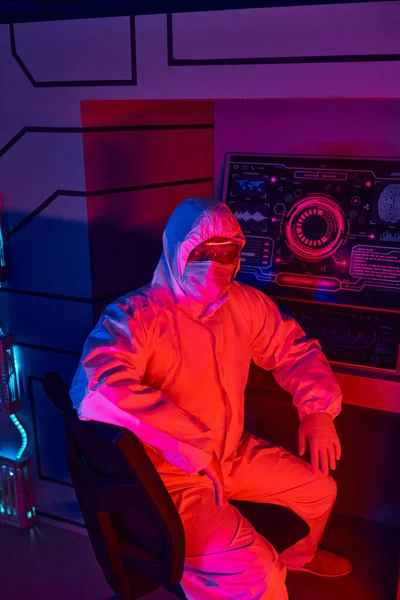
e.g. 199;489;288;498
182;261;236;305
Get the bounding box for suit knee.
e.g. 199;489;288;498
325;474;337;504
315;471;337;507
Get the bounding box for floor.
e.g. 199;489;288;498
0;514;398;600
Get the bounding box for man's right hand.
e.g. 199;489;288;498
200;452;224;507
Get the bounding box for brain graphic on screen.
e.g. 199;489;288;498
378;184;400;223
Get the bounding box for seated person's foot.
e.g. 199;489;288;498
288;549;352;578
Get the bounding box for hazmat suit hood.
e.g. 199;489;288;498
152;198;246;318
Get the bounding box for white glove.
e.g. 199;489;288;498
299;413;341;476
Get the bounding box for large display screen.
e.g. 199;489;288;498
223;154;400;374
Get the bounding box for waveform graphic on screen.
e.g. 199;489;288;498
229;201;269;232
234;210;267;223
379;230;400;242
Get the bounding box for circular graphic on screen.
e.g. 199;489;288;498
378;184;400;224
282;195;348;262
322;322;377;350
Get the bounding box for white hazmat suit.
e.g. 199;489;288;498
71;198;343;599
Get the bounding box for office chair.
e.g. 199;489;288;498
43;372;309;599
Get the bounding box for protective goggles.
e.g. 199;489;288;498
188;238;240;264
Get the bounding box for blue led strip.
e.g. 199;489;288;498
9;414;28;460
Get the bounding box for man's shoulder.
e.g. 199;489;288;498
104;284;171;321
230;281;278;316
231;281;267;303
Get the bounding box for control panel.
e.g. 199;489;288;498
223;154;400;374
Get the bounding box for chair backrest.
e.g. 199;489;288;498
42;373;186;600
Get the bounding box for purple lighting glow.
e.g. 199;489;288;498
270;176;277;184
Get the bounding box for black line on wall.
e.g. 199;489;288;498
5;176;214;240
129;15;137;83
38;474;74;488
9;22;35;84
1;285;133;305
14;342;81;357
0;287;93;303
2;0;393;25
1;283;141;305
166;12;174;66
36;509;85;529
166;13;400;66
28;375;74;489
0;123;214;158
9;16;138;87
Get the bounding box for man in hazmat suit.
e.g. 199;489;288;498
71;198;352;599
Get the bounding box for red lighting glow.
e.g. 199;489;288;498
277;272;341;291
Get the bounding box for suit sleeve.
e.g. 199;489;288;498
249;289;342;421
70;299;214;474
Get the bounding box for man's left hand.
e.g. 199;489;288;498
299;413;341;476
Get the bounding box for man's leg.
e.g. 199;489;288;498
227;434;337;569
162;473;288;599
